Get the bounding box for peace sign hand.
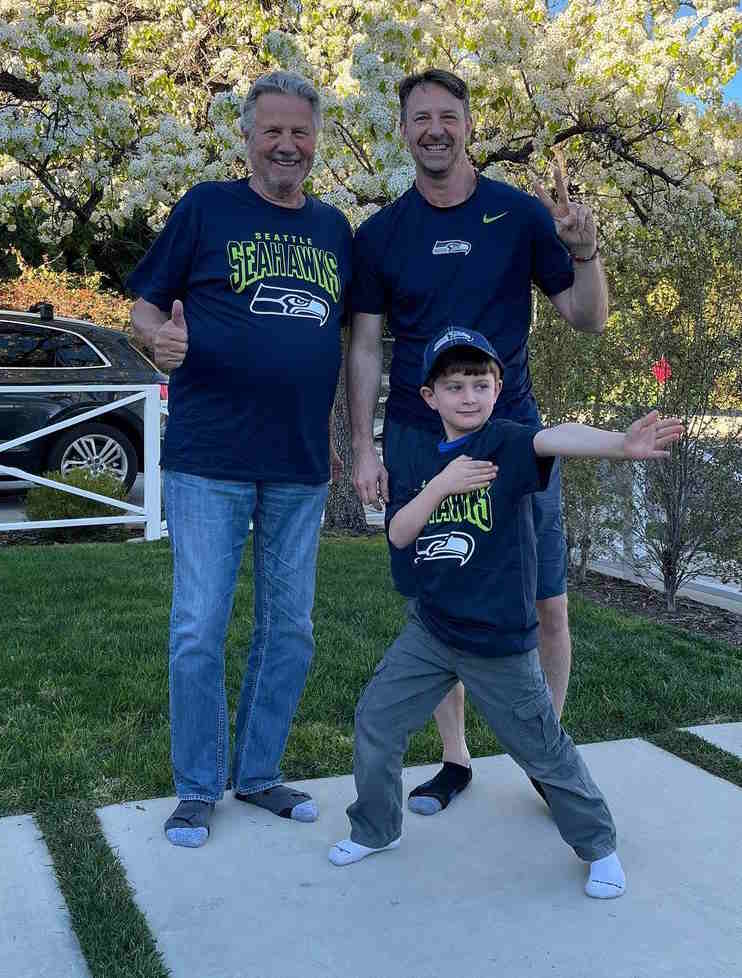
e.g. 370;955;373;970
532;160;597;260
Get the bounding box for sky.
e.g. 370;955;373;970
724;71;742;105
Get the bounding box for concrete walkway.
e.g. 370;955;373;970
95;737;741;978
3;731;742;978
684;722;742;757
0;814;90;978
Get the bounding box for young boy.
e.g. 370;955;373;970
329;326;683;899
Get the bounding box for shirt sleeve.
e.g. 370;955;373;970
126;190;198;311
385;448;422;524
529;198;575;298
350;216;387;316
484;420;554;498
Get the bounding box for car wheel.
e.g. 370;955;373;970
47;422;138;493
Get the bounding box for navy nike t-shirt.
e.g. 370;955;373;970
352;176;573;429
388;420;554;656
128;180;352;483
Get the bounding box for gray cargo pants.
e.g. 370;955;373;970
348;608;616;862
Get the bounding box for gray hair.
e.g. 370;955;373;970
240;71;322;136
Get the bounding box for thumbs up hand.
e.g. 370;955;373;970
154;299;189;371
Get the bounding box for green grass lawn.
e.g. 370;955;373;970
2;534;742;978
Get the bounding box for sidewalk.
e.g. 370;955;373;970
3;731;741;978
95;738;742;978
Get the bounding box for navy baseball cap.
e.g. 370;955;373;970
421;327;505;385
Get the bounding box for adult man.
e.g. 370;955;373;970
349;68;607;814
129;70;352;847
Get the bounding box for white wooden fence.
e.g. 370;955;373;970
0;384;164;541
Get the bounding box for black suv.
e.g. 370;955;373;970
0;304;166;493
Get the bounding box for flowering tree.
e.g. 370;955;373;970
1;1;740;533
1;0;741;282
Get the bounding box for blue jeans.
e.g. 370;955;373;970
163;470;328;802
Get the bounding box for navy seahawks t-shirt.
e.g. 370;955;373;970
352;176;573;429
127;180;352;483
388;420;554;656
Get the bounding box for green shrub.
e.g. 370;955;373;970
25;470;130;542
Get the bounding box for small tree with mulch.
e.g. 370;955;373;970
606;206;742;610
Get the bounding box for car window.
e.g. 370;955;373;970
0;324;107;368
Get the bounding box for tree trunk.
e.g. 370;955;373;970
662;551;678;611
323;339;369;533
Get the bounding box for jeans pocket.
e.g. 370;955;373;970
512;688;560;754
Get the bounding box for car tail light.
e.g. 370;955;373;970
159;383;168;401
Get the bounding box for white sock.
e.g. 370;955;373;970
585;851;626;899
328;837;400;866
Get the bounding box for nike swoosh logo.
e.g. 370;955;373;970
483;211;508;224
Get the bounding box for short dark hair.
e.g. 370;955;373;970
424;347;500;388
398;69;471;123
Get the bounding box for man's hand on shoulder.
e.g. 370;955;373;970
154;300;189;372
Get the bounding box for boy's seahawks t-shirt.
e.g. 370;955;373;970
127;180;352;484
352;176;574;429
388;419;554;656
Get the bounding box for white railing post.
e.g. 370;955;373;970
0;383;163;539
143;385;162;541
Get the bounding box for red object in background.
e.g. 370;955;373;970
651;357;672;384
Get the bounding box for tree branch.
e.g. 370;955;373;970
0;71;42;100
331;121;375;174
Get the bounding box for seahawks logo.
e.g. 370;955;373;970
415;532;475;567
250;283;330;326
432;239;471;256
433;329;475;351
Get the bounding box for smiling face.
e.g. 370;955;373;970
400;82;472;180
246;92;317;207
422;366;502;441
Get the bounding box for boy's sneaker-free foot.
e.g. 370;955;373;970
164;800;214;848
328;837;401;866
585;852;626;899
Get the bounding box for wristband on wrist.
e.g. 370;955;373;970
571;244;600;263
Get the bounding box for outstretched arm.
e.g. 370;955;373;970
389;456;498;549
533;410;684;461
533;162;608;334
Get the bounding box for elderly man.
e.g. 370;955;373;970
129;71;352;847
349;68;607;815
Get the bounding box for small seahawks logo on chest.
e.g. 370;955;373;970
432;239;471;256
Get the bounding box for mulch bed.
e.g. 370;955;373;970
568;569;742;649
